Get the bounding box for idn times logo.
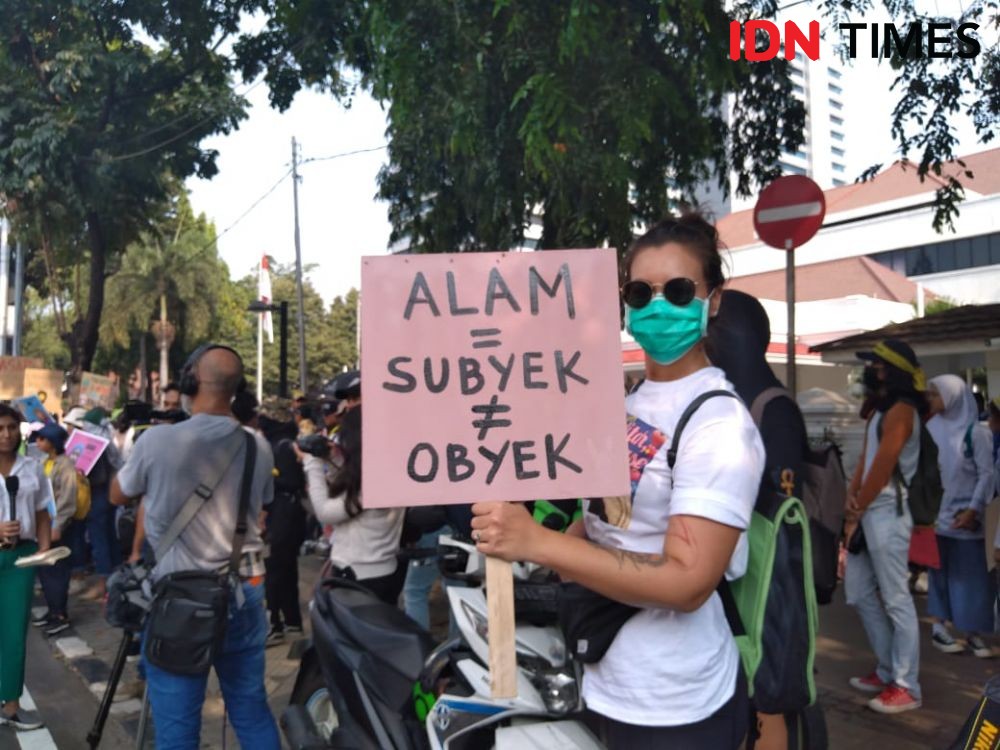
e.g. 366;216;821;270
729;20;982;60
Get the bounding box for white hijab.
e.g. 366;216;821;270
927;374;978;493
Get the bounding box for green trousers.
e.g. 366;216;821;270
0;543;38;703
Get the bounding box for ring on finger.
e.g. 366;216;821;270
472;531;481;543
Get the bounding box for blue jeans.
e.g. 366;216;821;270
86;483;122;576
403;527;450;630
845;495;921;699
143;581;279;750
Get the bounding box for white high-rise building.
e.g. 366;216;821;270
697;19;852;218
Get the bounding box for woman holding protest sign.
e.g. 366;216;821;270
309;406;407;604
472;215;764;749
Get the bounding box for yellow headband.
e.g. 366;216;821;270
872;341;926;392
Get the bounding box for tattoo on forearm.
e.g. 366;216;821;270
586;540;667;571
586;517;699;573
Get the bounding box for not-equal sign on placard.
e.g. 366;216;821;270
470;328;502;349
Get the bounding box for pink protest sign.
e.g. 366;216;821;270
64;430;110;476
361;249;629;508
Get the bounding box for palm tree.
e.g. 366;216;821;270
101;194;223;405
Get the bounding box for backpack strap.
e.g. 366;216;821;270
717;577;746;637
963;423;974;459
666;390;740;471
749;386;791;427
154;427;247;562
227;431;258;576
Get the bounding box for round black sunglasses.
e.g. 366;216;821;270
621;278;699;309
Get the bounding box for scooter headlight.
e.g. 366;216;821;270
533;667;578;715
460;600;490;642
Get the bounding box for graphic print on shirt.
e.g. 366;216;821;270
590;414;666;529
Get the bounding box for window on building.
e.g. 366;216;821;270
972;235;990;267
829;83;843;95
789;64;803;78
829;99;843;111
870;233;1000;276
832;163;846;173
832;146;845;157
792;83;805;95
828;67;843;79
831;131;845;142
779;161;808;176
833;178;847;187
831;115;844;126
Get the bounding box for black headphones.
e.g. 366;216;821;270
178;344;248;397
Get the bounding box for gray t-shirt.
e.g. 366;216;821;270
117;414;274;579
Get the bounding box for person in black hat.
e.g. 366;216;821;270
843;338;926;714
32;423;80;636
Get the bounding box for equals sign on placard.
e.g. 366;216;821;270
470;328;502;349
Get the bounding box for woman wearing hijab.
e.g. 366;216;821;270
926;374;995;658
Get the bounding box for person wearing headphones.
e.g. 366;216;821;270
111;344;280;749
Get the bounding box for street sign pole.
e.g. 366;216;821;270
785;239;796;395
752;174;826;396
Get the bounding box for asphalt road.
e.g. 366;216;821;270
0;627;135;750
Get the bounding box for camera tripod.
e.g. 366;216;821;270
86;630;152;750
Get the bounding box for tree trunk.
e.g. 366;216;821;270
139;332;149;402
159;294;169;407
75;210;108;373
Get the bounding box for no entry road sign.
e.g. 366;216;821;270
753;175;826;251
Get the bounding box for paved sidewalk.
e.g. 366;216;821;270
31;555;994;749
816;586;994;749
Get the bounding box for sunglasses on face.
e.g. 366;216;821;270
621;278;700;309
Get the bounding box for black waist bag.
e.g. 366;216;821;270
558;582;639;664
143;430;257;677
145;572;231;676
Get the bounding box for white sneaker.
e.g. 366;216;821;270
913;571;929;593
968;636;994;659
932;630;965;654
15;547;70;568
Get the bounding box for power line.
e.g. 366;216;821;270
197;166;293;253
196;143;388;255
300;145;387;165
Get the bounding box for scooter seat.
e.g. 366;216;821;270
319;583;435;682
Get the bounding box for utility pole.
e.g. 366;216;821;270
291;137;308;394
12;241;24;355
0;219;10;356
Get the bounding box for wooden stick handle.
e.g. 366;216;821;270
485;555;517;698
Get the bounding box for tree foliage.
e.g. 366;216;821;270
232;264;358;397
0;0;251;371
240;0;998;251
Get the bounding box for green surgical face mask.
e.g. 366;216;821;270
625;293;712;366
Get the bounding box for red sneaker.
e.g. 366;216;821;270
849;672;888;694
868;685;921;714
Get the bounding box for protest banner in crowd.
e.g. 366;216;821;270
64;430;110;476
361;249;629;508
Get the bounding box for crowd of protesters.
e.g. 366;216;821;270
1;215;999;749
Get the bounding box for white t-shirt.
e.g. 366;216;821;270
0;455;56;542
582;367;765;727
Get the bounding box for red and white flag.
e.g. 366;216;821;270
258;255;274;343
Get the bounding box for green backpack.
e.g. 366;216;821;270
668;390;818;713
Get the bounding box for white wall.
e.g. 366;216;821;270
758;295;915;339
914;265;1000;304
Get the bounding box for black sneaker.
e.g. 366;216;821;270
44;618;71;637
0;709;44;731
265;627;285;648
31;612;52;628
286;625;304;637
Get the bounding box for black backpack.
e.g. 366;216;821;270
749;388;846;606
876;410;943;526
